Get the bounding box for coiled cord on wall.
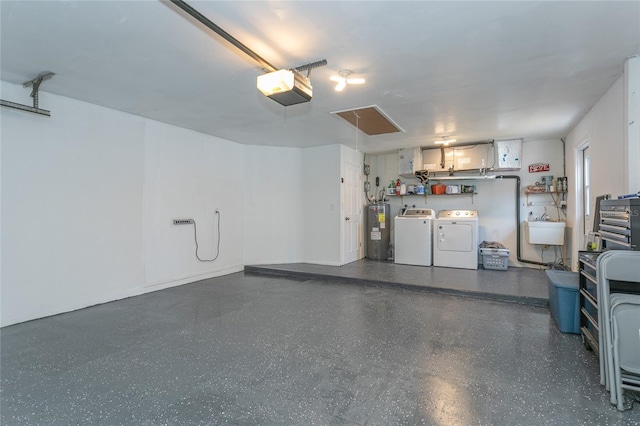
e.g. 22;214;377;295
192;210;220;262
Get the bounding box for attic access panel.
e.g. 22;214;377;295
330;105;404;136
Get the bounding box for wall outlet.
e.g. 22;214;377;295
173;219;194;225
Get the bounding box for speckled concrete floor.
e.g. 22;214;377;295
2;272;639;425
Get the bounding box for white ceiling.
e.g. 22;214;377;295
1;1;639;153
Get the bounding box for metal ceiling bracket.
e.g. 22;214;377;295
294;59;328;78
24;72;55;109
1;72;55;116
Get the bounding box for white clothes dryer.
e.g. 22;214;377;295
433;210;479;270
394;209;436;266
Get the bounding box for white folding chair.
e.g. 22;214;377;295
596;251;640;403
597;251;616;389
610;294;640;411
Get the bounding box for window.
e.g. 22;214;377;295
584;148;591;219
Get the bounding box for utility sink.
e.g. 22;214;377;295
526;221;566;245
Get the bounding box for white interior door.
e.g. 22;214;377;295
342;161;361;265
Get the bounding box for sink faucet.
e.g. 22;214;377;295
540;208;550;221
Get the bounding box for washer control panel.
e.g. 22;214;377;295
437;210;478;218
403;209;435;217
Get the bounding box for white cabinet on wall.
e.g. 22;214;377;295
496;139;523;170
399;147;422;178
421;143;496;173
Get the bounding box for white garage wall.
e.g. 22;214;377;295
1;80;352;326
243;146;304;265
1;81;247;326
624;57;640;193
1;81;146;326
302;145;342;265
565;74;628;270
142;121;245;288
244;145;350;266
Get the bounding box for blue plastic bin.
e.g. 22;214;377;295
546;270;580;334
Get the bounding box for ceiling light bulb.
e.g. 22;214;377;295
257;69;294;96
330;69;365;91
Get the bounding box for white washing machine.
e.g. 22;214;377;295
433;210;479;270
394;208;436;266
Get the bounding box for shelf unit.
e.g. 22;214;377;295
524;190;567;207
392;172;495;203
427;175;488;202
387;192;477;197
386;192;477;203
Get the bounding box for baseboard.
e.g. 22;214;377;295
246;259;304;266
143;264;244;289
247;260;343;267
1;265;245;328
302;260;344;267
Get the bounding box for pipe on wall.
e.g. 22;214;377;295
496;175;549;266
